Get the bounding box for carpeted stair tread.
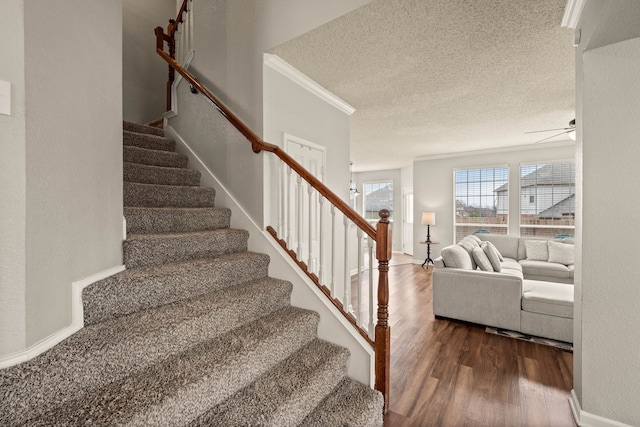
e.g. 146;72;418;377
124;145;188;168
83;252;271;325
0;285;301;426
300;377;384;427
191;339;349;427
124;206;231;234
123;129;175;152
18;307;320;426
124;182;216;208
124;120;164;136
124;228;248;268
124;161;201;186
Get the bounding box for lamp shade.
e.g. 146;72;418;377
422;211;436;226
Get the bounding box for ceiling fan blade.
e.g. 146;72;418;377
534;129;574;144
525;127;572;134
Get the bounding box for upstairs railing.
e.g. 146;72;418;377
155;4;391;411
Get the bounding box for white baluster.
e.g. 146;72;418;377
286;167;292;248
318;196;325;284
343;216;351;312
357;228;363;326
368;236;375;339
296;174;303;259
277;161;284;237
330;205;336;297
308;185;314;270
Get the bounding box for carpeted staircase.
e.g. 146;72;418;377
0;121;383;426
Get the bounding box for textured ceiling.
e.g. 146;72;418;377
270;0;575;171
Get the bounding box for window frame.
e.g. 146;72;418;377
362;180;394;223
453;165;509;243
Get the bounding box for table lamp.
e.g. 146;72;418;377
422;211;436;243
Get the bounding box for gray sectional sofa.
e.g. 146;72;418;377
432;234;575;343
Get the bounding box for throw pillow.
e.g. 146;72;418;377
481;242;502;272
466;235;482;244
472;247;494;272
441;245;474;270
524;239;549;261
458;238;479;270
548;241;575;265
483;241;504;261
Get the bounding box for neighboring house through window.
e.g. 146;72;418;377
363;181;393;222
454;167;508;242
518;162;575;238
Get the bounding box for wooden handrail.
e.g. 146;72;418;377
153;39;377;240
155;23;389;412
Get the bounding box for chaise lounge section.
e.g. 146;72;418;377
432;234;574;343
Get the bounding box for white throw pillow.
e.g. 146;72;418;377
548;241;575;265
481;242;502;272
441;245;474;270
483;241;504;261
472;247;494;272
525;240;549;261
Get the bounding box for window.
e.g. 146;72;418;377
520;162;575;238
454;167;508;242
363;181;393;221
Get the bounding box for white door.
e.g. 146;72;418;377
283;133;326;275
402;187;414;255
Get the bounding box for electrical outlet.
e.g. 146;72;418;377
0;80;11;116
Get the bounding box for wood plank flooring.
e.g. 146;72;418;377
378;256;575;427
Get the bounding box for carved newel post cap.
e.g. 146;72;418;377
378;209;391;222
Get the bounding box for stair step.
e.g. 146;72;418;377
123;130;175;152
124;145;188;168
0;284;300;425
124;162;200;186
83;252;271;325
123;229;249;269
300;377;384;427
194;339;349;426
124;182;216;208
18;307;319;426
123;120;164;137
124;206;231;234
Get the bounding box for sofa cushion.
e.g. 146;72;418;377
441;245;474;270
472;247;494;271
482;242;502;272
478;234;519;259
459;237;479;270
524;240;549;261
501;258;522;272
500;267;524;279
548;241;575;265
522;280;573;318
466;235;482;244
519;259;573;280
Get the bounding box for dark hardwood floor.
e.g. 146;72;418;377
379;255;575;427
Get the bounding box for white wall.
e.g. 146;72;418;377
0;1;123;359
412;144;576;262
122;0;175;123
574;2;640;424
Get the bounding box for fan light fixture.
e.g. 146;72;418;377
526;119;576;143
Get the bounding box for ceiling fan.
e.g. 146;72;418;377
525;119;576;143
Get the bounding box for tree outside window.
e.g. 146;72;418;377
363;181;393;221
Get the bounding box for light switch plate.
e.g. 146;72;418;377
0;80;11;116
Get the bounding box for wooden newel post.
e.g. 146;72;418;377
375;208;391;413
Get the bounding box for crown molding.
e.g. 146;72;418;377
561;0;586;29
414;140;575;162
264;53;356;116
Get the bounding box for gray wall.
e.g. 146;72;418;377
177;0;371;224
412;144;576;262
0;0;27;356
575;1;640;424
0;0;123;358
123;0;175;123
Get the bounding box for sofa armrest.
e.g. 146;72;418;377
432;268;523;331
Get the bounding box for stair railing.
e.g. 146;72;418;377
159;0;193;111
155;18;390;412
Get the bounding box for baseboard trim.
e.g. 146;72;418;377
0;264;125;369
570;389;632;427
